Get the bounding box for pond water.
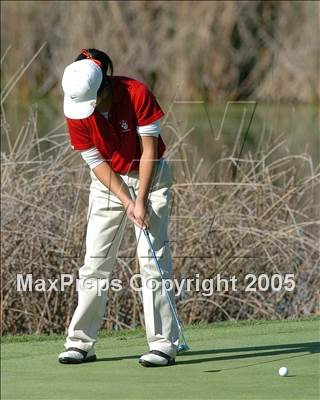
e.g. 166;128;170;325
2;96;319;167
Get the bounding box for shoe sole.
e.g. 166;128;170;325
58;355;97;364
139;358;175;367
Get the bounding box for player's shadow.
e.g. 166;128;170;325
94;341;319;364
176;341;320;366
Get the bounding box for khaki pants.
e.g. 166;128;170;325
65;159;179;356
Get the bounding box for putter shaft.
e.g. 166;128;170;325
128;186;189;351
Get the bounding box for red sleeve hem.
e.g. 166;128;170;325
137;110;165;127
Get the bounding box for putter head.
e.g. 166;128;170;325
177;343;190;353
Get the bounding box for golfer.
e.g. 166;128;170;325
59;48;179;367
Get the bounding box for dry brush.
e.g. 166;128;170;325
1;104;319;335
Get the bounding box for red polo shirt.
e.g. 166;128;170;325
65;76;166;174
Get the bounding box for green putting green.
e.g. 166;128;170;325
1;318;319;400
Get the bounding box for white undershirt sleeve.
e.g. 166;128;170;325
81;147;106;170
137;119;161;137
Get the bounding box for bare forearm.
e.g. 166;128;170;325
92;162;131;207
137;150;157;203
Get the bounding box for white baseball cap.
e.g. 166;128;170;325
62;59;103;119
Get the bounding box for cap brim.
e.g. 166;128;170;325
64;95;96;119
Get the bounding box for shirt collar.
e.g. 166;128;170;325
109;76;124;105
92;76;123;118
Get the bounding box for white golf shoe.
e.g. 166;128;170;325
58;347;96;364
139;350;175;367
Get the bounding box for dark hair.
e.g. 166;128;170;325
75;48;113;95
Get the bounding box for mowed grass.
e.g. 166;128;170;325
1;319;319;400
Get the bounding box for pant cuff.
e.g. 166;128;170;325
65;338;95;352
149;343;177;357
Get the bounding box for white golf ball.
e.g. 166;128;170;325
278;367;288;377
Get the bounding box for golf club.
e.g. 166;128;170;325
129;186;189;353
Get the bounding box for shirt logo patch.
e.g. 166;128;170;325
120;120;129;131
